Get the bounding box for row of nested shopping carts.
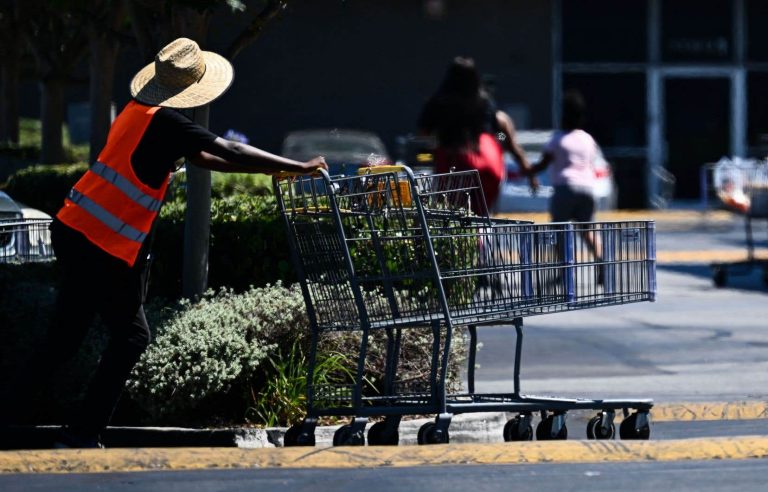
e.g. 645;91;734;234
273;165;657;446
700;158;768;287
0;218;54;263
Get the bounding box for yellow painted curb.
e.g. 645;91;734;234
652;402;768;422
2;436;768;474
495;210;733;224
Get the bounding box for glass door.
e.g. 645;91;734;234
663;77;731;199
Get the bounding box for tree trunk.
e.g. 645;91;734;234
177;7;213;300
40;76;66;164
0;28;21;145
88;28;120;163
182;106;211;301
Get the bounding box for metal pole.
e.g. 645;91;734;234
182;104;211;300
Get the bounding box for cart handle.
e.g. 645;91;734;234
272;168;325;179
357;165;407;175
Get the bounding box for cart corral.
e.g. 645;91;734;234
701;159;768;287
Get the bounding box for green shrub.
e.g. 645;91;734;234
245;339;359;427
149;193;292;298
3;163;88;215
127;283;306;423
160;170;273;203
211;172;273;198
317;324;467;398
128;281;466;426
0;118;89;165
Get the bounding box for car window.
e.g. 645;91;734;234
283;132;388;163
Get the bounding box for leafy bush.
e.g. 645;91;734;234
149;193;292;298
163;170;273;203
0;118;89;165
210;172;273;198
127;284;297;422
246;340;358;427
2;163;88;215
128;282;467;426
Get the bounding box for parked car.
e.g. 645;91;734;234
0;191;53;262
281;129;391;177
495;130;618;213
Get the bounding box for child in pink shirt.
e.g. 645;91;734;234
528;90;599;222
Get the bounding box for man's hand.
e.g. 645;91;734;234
528;175;540;195
302;156;328;174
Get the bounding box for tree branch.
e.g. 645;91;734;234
225;0;286;60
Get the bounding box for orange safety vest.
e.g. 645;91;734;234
57;101;171;267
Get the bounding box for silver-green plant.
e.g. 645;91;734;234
127;283;306;419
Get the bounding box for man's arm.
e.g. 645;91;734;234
529;152;553;175
496;110;539;191
495;111;529;169
189;137;327;174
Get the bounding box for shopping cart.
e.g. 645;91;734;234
700;159;768;287
0;218;54;263
273;165;656;446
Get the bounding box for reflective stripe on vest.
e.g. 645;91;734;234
55;101;170;266
91;161;163;212
67;189;147;243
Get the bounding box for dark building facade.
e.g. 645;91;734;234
21;0;768;207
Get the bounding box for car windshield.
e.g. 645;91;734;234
0;192;21;216
283;132;387;163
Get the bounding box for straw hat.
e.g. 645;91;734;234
130;38;234;109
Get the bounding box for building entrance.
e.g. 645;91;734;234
664;77;731;199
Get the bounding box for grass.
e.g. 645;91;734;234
1;118;89;163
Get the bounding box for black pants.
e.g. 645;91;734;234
24;222;151;436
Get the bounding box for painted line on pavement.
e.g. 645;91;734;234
1;436;768;474
496;210;733;224
652;401;768;422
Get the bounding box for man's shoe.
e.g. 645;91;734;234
52;427;104;449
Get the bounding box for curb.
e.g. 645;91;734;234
496;209;734;226
3;436;768;474
3;401;766;450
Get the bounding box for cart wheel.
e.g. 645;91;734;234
367;421;399;446
713;266;727;288
619;412;651;440
586;415;615;440
283;424;315;447
333;424;365;446
417;422;449;445
535;415;567;440
503;416;533;442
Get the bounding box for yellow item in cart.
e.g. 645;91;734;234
358;165;412;208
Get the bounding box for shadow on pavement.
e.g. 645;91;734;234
659;263;767;293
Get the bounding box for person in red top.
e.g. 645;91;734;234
418;57;535;213
9;38;327;448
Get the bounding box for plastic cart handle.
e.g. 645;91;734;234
272;168;326;179
357;165;407;175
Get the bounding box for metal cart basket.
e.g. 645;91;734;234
700;159;768;287
0;218;54;263
274;165;656;446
